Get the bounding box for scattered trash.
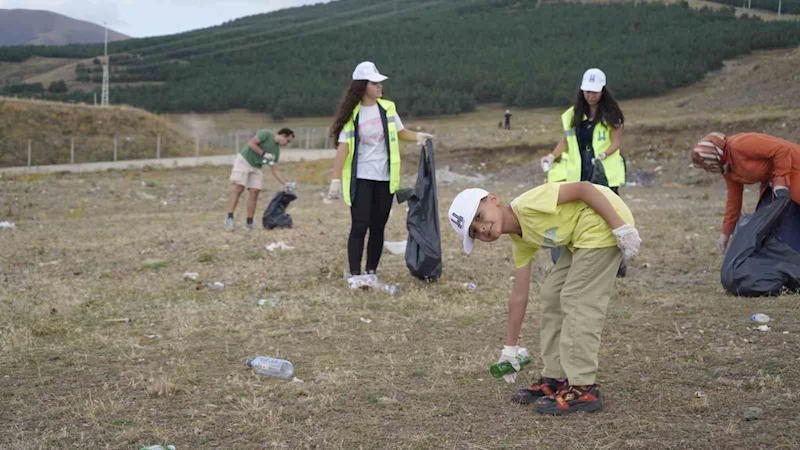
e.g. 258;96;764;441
783;331;789;335
139;446;176;450
136;191;157;201
750;313;770;323
105;318;131;323
145;335;161;339
464;282;477;290
39;260;61;267
360;317;373;324
258;297;280;307
266;241;295;252
642;263;652;269
381;284;401;295
0;221;15;229
247;356;294;379
744;407;763;421
183;272;199;281
383;240;407;255
211;282;225;290
757;325;770;332
322;198;333;205
348;274;379;290
290;376;304;384
694;391;705;398
509;276;515;282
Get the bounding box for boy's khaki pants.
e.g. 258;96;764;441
538;247;622;386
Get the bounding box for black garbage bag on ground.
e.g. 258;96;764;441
721;191;800;296
396;139;442;282
262;191;297;229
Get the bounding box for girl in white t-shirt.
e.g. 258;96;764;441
328;61;432;278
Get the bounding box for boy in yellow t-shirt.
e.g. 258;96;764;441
448;181;641;415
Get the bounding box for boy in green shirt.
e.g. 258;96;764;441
448;181;641;415
225;128;295;231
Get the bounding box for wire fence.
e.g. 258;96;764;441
0;127;331;168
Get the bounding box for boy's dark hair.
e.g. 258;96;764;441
277;128;295;138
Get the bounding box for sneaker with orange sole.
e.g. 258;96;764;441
535;384;603;415
510;377;567;404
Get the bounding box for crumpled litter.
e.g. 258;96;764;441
266;241;295;252
0;221;15;229
183;272;199;281
383;240;407;255
348;274;379;290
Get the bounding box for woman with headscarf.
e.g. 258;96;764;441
691;132;800;253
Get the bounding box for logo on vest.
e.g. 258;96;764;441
451;212;465;230
597;130;607;142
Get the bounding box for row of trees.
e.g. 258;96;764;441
709;0;800;14
5;1;800;116
2;80;68;94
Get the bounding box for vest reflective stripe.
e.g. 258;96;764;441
559;106;625;187
341;98;401;206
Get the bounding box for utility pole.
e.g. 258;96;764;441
101;22;110;106
778;0;782;17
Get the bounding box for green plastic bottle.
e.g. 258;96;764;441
490;355;532;378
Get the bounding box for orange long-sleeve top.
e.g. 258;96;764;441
721;133;800;235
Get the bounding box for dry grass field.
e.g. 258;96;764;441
3;48;800;449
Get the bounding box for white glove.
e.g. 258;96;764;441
285;182;296;193
416;132;434;145
597;152;608;161
262;153;274;161
612;224;641;259
498;345;528;384
717;233;730;253
328;179;341;199
540;154;555;173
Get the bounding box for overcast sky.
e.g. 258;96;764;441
0;0;329;38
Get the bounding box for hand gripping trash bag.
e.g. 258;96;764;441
262;191;297;230
721;191;800;296
396;139;442;282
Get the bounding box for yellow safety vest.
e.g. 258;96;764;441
341;98;401;206
547;106;625;187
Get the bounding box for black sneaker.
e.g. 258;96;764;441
535;384;603;415
510;377;567;404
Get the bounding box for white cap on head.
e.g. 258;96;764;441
448;188;489;254
352;61;388;82
580;68;606;93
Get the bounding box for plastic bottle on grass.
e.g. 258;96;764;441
247;356;294;379
380;284;401;295
750;313;770;323
490;355;532;379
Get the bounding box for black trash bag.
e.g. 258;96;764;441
588;158;609;187
721;192;800;297
397;139;442;282
262;191;297;230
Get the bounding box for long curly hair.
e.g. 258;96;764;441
330;80;368;143
571;86;624;129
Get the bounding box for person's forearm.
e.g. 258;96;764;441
332;144;348;179
552;137;567;160
249;142;266;156
582;184;625;229
397;129;418;142
505;294;528;346
272;168;287;185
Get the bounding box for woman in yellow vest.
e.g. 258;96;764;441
327;61;432;279
541;68;625;194
541;68;628;276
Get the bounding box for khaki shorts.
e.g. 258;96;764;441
229;154;263;190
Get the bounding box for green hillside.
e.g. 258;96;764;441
3;0;800;117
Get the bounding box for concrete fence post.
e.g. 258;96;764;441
70;137;75;164
113;134;118;161
195;136;199;157
27;139;32;167
157;133;161;159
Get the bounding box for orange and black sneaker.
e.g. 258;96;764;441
510;377;567;404
535;384;603;415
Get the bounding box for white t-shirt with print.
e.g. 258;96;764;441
338;104;404;181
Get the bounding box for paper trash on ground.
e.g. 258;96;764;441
383;240;407;255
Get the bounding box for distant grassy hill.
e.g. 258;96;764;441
0;9;129;46
0;97;191;167
2;0;800;118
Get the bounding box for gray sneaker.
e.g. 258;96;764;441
224;217;235;232
245;222;255;231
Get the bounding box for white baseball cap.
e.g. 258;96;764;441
448;188;489;254
580;68;606;93
352;61;388;83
